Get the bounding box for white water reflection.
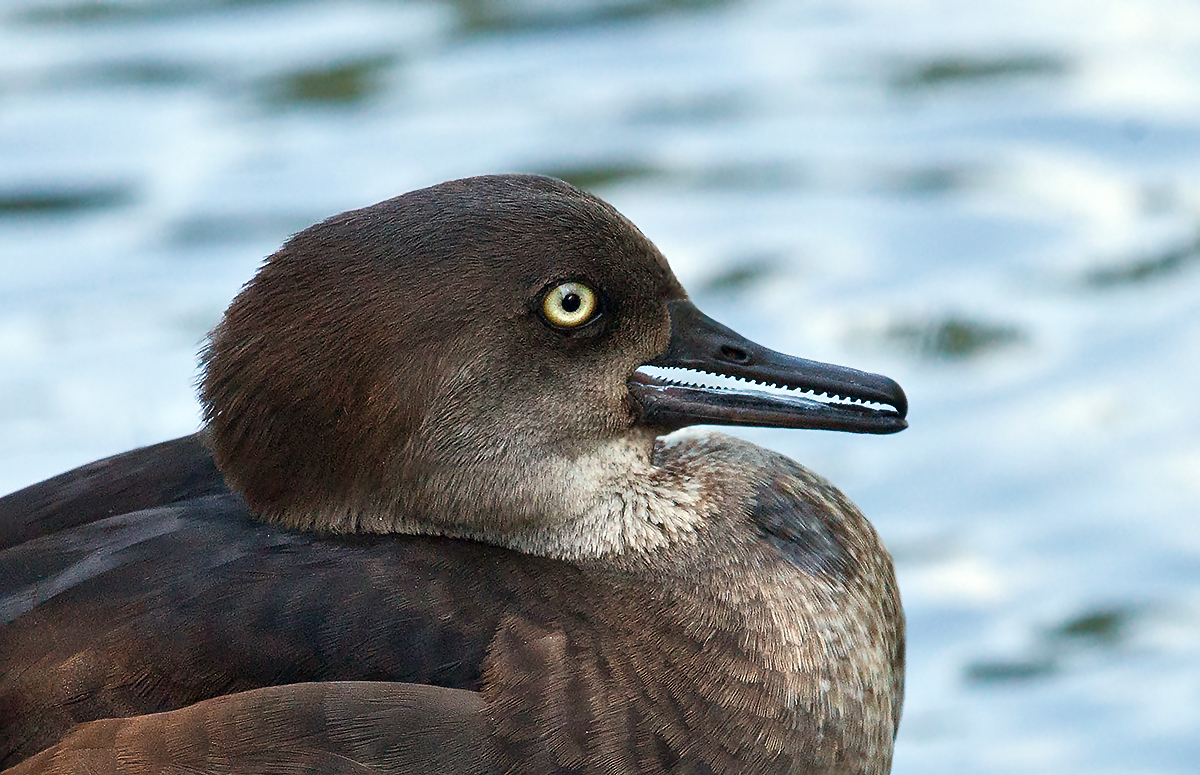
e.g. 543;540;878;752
1;1;1198;772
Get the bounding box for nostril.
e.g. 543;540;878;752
719;345;751;364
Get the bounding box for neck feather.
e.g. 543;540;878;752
250;430;731;561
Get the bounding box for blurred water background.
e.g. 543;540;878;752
1;0;1198;772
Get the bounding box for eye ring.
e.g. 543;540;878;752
541;281;599;329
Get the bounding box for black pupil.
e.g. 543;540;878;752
561;293;581;313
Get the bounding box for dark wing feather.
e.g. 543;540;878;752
0;434;226;551
0;495;538;766
3;681;495;775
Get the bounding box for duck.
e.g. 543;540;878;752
0;174;908;775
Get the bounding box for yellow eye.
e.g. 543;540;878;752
541;282;598;328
